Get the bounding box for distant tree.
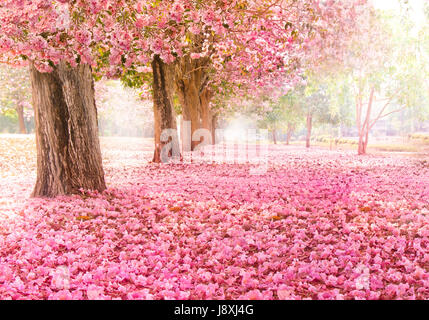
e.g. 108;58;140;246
326;76;355;137
278;90;306;145
302;79;332;148
0;65;32;134
324;5;429;154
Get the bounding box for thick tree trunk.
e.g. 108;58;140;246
211;114;218;145
200;89;214;145
30;62;106;198
152;55;179;163
177;78;201;151
306;113;312;149
16;103;27;134
174;52;210;151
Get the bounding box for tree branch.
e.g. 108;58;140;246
368;92;401;130
369;106;407;131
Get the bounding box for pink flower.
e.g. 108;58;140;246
87;285;105;300
241;290;263;300
49;290;73;300
190;53;201;60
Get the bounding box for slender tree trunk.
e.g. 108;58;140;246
306;112;312;149
357;87;375;155
30;62;106;198
356;92;364;154
272;129;277;145
16;103;27;134
152;55;179;163
358;135;366;155
358;124;371;155
286;124;293;145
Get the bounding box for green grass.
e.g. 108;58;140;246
302;140;421;153
370;144;419;153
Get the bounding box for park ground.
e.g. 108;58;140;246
0;135;429;299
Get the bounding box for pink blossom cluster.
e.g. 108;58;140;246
1;137;429;300
0;0;361;91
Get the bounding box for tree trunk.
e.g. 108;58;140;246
152;55;179;163
174;53;210;151
16;103;27;134
306;113;312;148
177;78;201;151
211;114;218;145
356;92;364;155
356;87;374;155
286;124;293;145
272;129;277;145
358;135;366;155
200;89;214;144
358;126;370;155
30;62;106;198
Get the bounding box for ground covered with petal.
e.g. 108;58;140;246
0;136;429;300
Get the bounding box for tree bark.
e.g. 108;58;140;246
306;113;312;149
16;103;27;134
30;62;106;198
173;52;210;151
152;55;179;163
177;78;201;151
272;129;277;145
211;114;218;145
200;88;214;145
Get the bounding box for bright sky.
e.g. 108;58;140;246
372;0;426;27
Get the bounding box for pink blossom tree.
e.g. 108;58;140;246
0;0;365;195
117;0;364;158
0;1;112;197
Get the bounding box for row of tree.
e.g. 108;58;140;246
0;66;32;134
3;1;425;198
234;3;429;154
0;0;361;198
